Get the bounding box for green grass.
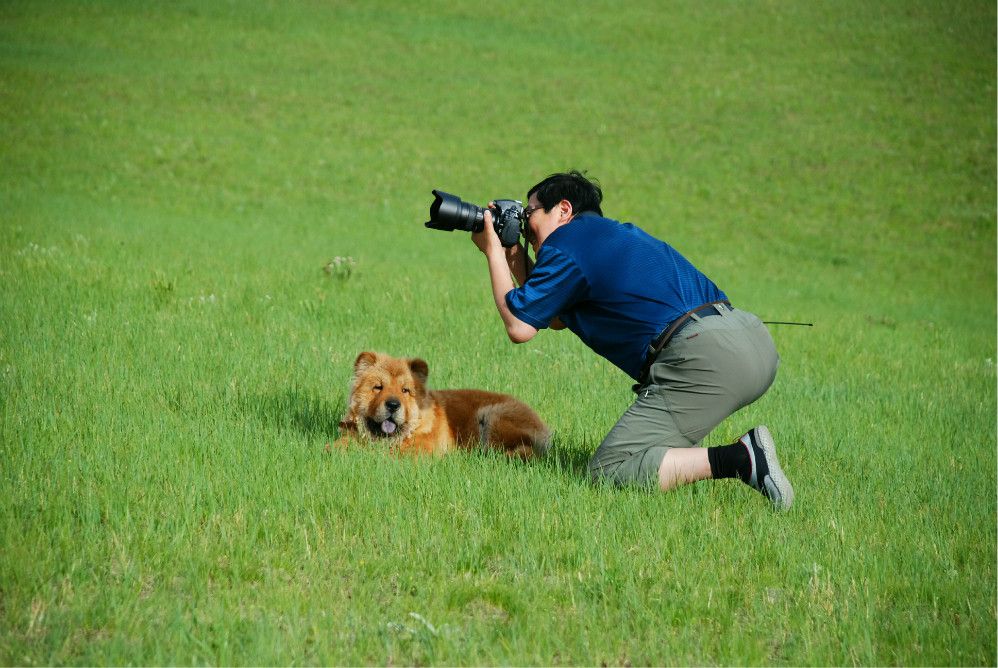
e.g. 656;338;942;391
1;0;995;665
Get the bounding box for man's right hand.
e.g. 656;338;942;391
472;207;503;256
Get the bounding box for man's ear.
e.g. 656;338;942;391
408;358;429;385
353;351;378;376
559;198;574;221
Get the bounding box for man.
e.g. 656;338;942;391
471;170;793;510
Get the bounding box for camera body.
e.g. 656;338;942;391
424;190;524;248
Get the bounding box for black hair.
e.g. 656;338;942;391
527;170;603;216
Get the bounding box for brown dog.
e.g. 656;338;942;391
336;351;551;458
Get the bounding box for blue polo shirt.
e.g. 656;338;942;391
506;213;727;380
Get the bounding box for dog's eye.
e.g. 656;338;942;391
373;384;383;392
402;387;411;394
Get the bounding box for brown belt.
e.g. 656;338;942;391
638;300;732;382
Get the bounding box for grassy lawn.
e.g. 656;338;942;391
1;1;995;664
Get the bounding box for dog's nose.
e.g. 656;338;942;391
385;398;401;413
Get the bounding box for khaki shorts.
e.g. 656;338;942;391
588;306;779;488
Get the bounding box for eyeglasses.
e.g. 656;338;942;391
521;205;543;223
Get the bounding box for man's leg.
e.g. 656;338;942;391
588;383;692;488
592;308;793;506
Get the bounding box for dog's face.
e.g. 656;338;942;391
343;351;431;441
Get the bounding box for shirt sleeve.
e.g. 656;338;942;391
505;245;587;330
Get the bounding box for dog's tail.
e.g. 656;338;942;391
477;402;552;459
532;427;553;456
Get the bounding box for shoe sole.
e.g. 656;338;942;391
756;425;794;511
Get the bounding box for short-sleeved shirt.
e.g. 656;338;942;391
506;213;727;380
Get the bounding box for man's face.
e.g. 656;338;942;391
524;194;556;246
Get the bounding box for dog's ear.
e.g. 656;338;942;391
408;358;429;385
353;351;378;375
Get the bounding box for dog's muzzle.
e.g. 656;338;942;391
366;416;400;437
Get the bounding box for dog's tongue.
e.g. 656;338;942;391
381;420;397;435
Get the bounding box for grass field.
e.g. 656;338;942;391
1;1;995;665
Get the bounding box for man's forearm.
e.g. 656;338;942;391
485;249;537;343
505;244;532;287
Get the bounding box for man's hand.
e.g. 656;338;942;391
504;240;523;263
472;207;503;256
504;240;531;287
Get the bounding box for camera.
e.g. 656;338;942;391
424;190;524;248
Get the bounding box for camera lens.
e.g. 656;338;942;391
425;190;485;233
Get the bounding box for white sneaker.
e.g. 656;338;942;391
740;425;794;511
